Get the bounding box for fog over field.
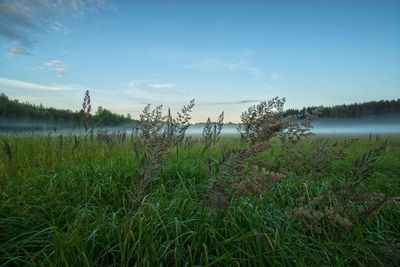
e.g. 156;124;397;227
1;114;399;135
190;114;400;135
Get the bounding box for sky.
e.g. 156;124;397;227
0;0;399;122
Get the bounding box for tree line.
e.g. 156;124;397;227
1;93;399;126
285;99;400;118
0;93;136;127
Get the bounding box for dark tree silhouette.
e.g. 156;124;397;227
0;93;136;127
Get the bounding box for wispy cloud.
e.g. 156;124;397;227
122;88;188;103
5;46;33;58
126;78;165;88
0;0;111;55
202;99;263;105
148;83;178;89
125;78;182;92
122;79;188;102
0;77;78;91
43;59;68;77
68;0;107;15
50;21;69;33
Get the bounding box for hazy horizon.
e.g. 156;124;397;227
1;0;399;122
2;111;400;135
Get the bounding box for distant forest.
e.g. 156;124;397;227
1;93;400;127
0;93;135;127
285;99;400;118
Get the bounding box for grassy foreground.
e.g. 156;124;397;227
0;134;399;266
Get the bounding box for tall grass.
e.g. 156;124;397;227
0;134;399;266
1;94;399;266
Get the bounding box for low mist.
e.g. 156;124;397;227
1;114;399;135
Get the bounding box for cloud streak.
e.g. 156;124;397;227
5;46;33;58
202;99;263;105
0;77;79;91
122;79;188;103
148;83;178;89
43;59;68;77
50;21;69;33
127;78;165;88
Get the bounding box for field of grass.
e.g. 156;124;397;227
0;132;399;266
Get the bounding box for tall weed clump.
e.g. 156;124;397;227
202;111;224;153
80;90;92;135
238;97;319;144
131;99;195;203
289;140;399;234
204;97;320;210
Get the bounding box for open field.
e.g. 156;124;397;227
2;0;399;265
1;133;399;266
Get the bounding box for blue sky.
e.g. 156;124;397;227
0;0;399;122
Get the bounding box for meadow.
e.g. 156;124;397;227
1;98;399;266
